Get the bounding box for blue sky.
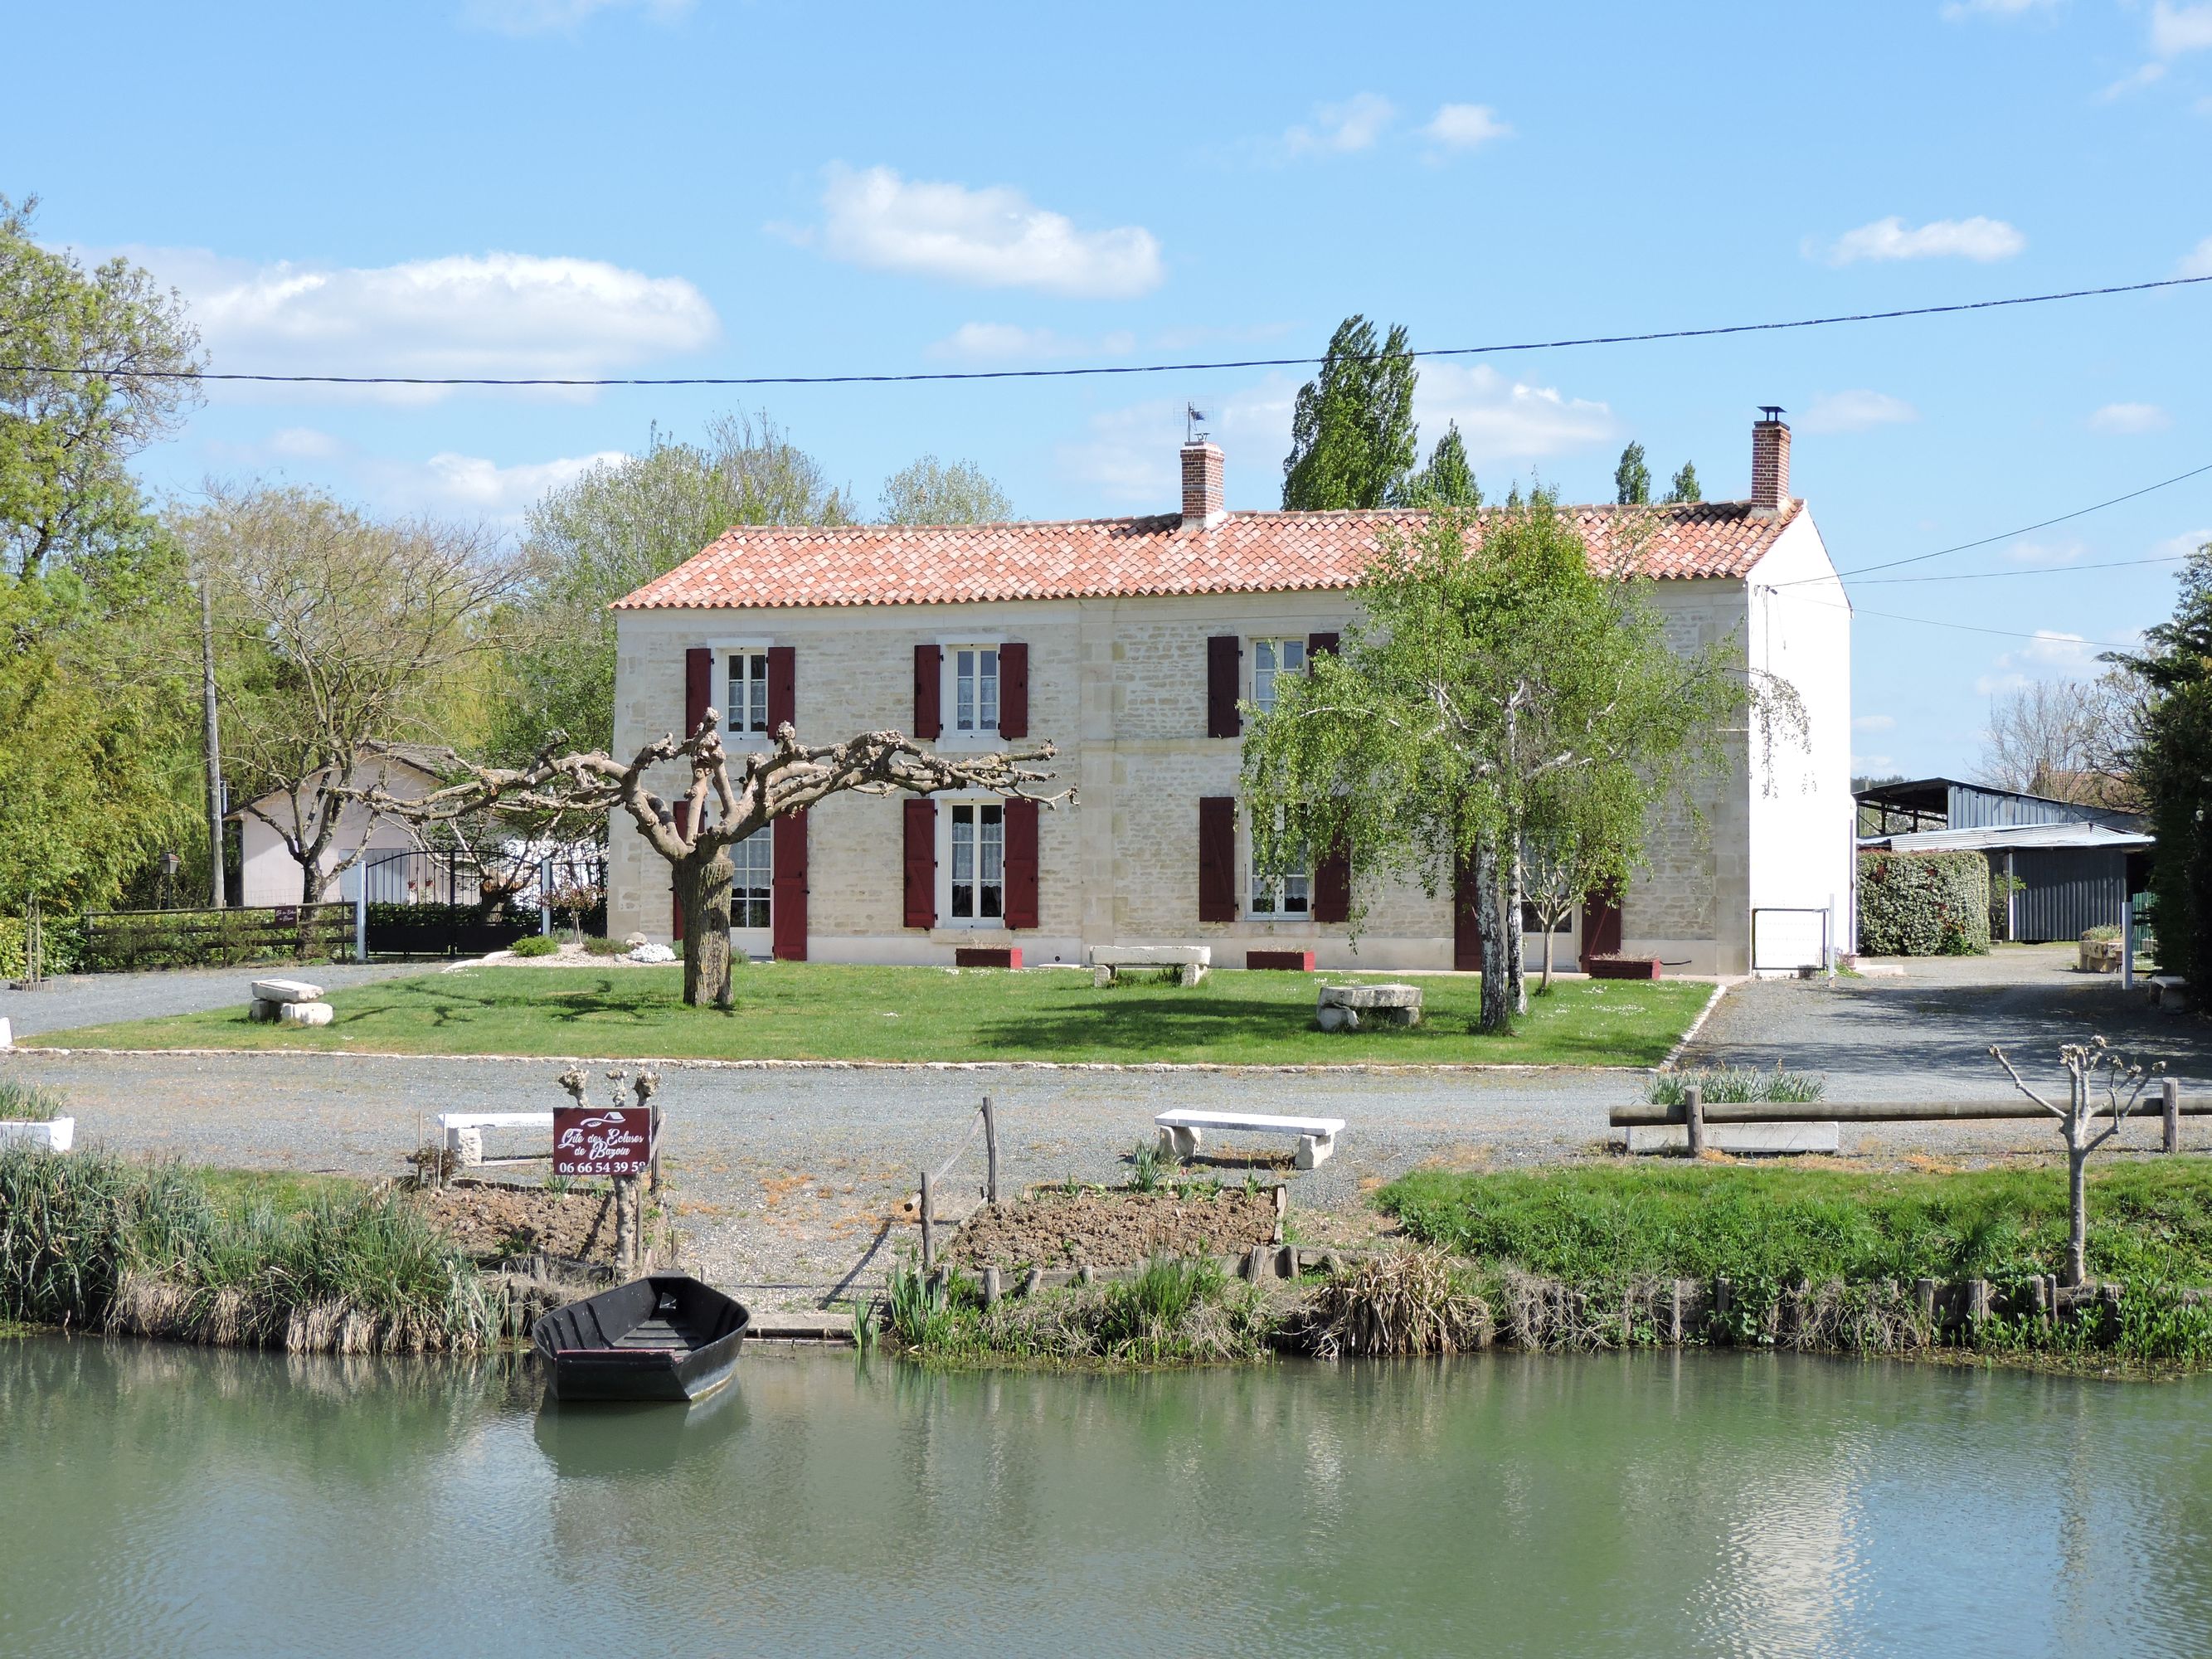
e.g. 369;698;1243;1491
8;0;2212;780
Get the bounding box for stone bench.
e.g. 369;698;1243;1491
247;977;333;1028
440;1110;554;1167
1155;1107;1346;1170
1091;945;1210;988
1315;982;1422;1031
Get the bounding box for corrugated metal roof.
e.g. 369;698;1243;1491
1859;823;2151;854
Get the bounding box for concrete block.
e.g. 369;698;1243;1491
0;1117;73;1152
251;978;324;1005
0;1016;11;1049
1318;982;1422;1031
277;1000;336;1028
247;999;280;1023
1625;1121;1841;1155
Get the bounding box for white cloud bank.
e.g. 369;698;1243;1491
2153;1;2212;56
1412;364;1618;463
1799;390;1918;434
1817;215;2025;265
2088;401;2171;434
2180;234;2212;276
1941;0;2059;17
116;246;718;397
927;323;1136;361
800;163;1163;299
1285;93;1398;155
459;0;691;34
1422;103;1511;150
1974;629;2134;696
1853;713;1897;733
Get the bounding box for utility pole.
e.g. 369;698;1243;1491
198;566;226;907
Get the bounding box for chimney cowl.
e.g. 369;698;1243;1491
1750;411;1791;516
1180;441;1227;529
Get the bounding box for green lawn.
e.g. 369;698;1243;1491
43;963;1714;1067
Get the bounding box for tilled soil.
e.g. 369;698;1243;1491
421;1181;618;1263
947;1185;1281;1270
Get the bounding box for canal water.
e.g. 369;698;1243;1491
4;1336;2211;1657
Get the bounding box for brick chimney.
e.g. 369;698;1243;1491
1750;406;1791;515
1180;440;1226;529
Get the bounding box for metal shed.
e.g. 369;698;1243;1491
1856;821;2152;944
1855;776;2144;836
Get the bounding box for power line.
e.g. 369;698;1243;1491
1848;552;2198;585
4;271;2210;389
1770;585;2140;649
1777;458;2212;588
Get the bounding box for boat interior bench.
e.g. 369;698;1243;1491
439;1110;553;1167
1155;1107;1345;1170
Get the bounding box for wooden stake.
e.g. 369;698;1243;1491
920;1170;936;1272
2165;1078;2181;1155
982;1266;1001;1307
1685;1085;1705;1159
981;1095;999;1204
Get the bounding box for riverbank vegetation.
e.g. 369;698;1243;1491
38;963;1711;1066
0;1149;513;1353
884;1253;1274;1365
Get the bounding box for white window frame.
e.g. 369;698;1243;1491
1251;636;1306;717
939;640;1003;747
707;637;775;748
731;825;773;936
1247;808;1311;922
937;792;1007;928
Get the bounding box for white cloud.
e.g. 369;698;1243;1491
798;164;1162;299
1422;103;1511;150
1941;0;2059;17
2153;1;2212;56
1412;363;1619;462
2102;61;2169;99
1817;215;2025;265
1853;713;1897;733
267;426;343;460
927;322;1136;361
2154;527;2212;558
114;246;717;400
1285;93;1398;155
459;0;690;33
1798;390;1919;434
2088;401;2171;434
1974;629;2132;694
406;450;628;516
1852;752;1896;773
2005;538;2088;564
2180;235;2212;276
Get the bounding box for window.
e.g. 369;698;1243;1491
1519;902;1572;933
726;651;771;735
952;646;999;735
949;800;1004;921
1252;637;1305;715
1250;825;1310;920
732;828;771;930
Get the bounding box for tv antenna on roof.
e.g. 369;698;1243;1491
1185;403;1210;445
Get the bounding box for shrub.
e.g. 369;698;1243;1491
581;936;625;957
0;914;84;977
509;934;559;958
1857;849;1991;956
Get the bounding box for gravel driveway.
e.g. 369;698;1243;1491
0;961;440;1039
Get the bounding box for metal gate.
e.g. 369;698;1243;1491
357;849;533;958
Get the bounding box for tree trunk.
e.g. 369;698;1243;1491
1505;844;1528;1016
1539;919;1556;993
678;849;736;1009
2064;1119;2090;1290
1475;838;1511;1034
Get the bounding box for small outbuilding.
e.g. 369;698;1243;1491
1855;777;2152;944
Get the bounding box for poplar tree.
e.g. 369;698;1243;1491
1613;442;1651;505
1665;461;1702;504
1405;423;1480;508
1281;315;1419;509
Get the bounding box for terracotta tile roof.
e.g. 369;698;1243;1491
613;499;1801;611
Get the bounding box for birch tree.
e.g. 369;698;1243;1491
1241;501;1749;1034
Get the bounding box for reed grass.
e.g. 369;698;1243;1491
0;1147;506;1353
1646;1064;1826;1107
0;1080;67;1122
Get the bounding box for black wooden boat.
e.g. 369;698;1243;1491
532;1273;749;1403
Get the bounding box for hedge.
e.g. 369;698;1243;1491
1858;850;1991;956
0;915;84;979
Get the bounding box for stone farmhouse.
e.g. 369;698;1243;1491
607;414;1854;975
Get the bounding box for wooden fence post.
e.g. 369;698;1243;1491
920;1169;936;1272
982;1265;1001;1307
981;1095;999;1205
2165;1078;2181;1155
1685;1086;1705;1159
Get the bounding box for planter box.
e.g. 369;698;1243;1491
0;1117;74;1152
1246;949;1316;971
1585;956;1662;980
955;946;1022;969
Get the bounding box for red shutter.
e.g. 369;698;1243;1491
913;644;942;740
767;645;795;734
902;799;936;928
999;642;1028;740
670;800;692;941
771;810;808;960
1306;631;1339;661
1198;796;1237;922
1315;841;1350;924
1452;854;1481;972
1207;636;1242;738
1004;796;1038;928
1582;881;1624;957
685;647;712;737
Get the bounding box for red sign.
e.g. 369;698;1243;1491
553;1106;654;1178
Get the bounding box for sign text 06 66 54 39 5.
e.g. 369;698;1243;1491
553;1107;653;1179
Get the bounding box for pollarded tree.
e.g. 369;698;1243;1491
1241;502;1755;1034
1519;762;1643;992
358;712;1063;1009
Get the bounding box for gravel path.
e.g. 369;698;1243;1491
0;961;436;1039
8;944;2203;1309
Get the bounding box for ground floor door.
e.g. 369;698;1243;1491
1581;883;1623;958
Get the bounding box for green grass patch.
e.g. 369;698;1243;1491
41;963;1711;1066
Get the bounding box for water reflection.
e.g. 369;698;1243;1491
2;1338;2211;1658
